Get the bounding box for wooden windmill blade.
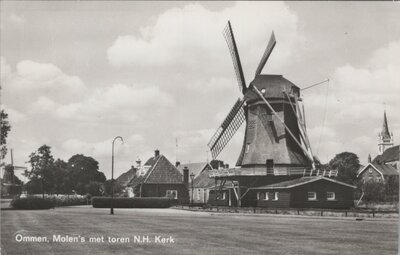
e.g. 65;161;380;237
208;98;246;159
255;31;276;76
223;21;247;94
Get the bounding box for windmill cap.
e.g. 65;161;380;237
245;74;300;102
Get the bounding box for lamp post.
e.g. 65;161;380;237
190;172;195;206
111;136;124;215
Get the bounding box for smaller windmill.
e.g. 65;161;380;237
208;21;314;176
1;149;26;194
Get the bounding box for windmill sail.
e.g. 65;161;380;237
223;21;247;94
208;98;245;159
255;31;276;76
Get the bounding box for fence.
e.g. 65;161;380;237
177;205;398;218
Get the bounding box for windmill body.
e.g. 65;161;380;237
237;75;310;171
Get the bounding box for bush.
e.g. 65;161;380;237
11;197;54;210
52;195;88;206
92;197;171;208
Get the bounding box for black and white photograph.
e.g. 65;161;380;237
0;1;399;254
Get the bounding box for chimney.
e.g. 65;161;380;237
183;166;189;187
368;154;372;163
176;161;181;167
154;149;160;157
130;165;137;176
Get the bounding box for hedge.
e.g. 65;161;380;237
92;197;171;208
11;197;54;210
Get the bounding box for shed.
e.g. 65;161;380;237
250;176;356;209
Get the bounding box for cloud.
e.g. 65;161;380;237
2;58;88;106
0;105;28;124
107;2;301;80
55;83;174;124
304;40;400;163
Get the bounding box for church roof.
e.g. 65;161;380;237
380;110;392;140
373;145;399;163
357;162;398;178
127;153;183;188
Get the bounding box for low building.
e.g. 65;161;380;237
250;176;356;209
177;162;213;204
126;150;189;204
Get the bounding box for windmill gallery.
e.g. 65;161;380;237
119;21;358;210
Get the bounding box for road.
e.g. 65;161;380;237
0;206;397;255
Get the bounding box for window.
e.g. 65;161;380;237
376;177;381;182
273;192;279;201
327;192;335;201
368;169;373;174
257;192;261;200
307;192;317;201
264;192;269;200
166;190;178;199
266;159;274;171
197;189;201;201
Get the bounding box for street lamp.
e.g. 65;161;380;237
111;136;124;215
190;172;195;206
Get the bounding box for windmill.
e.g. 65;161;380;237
1;149;26;196
208;21;315;177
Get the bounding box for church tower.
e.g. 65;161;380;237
378;110;394;155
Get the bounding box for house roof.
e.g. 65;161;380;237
177;162;211;178
251;176;356;190
373;145;399;163
127;154;183;188
357;162;398;178
116;167;137;187
192;170;216;188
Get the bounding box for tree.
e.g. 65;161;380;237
67;154;106;195
362;181;386;203
103;179;123;196
329;152;360;185
0;110;11;160
24;145;55;198
385;176;399;202
53;159;70;194
85;181;104;196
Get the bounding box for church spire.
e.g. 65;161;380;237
378;110;394;155
381;110;391;139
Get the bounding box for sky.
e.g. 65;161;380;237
1;1;399;180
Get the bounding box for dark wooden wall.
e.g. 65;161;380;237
289;180;354;209
141;184;189;204
255;191;291;208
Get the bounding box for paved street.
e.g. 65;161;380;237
0;206;397;255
